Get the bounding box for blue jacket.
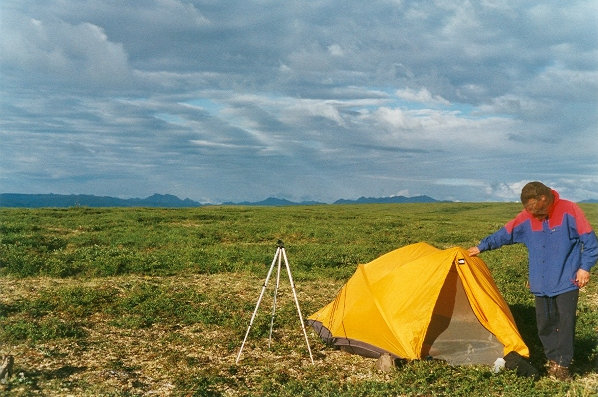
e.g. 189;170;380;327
478;190;598;297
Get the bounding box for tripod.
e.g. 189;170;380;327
236;240;314;364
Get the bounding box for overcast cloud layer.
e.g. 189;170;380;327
1;0;597;203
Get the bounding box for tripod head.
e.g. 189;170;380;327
277;239;285;248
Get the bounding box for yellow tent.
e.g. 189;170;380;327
307;242;529;365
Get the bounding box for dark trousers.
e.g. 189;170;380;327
535;289;579;367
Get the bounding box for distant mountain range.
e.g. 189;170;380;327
0;193;445;208
1;193;596;208
222;197;325;206
0;193;200;208
333;195;442;204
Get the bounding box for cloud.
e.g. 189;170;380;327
1;0;597;203
484;181;528;202
395;88;450;106
1;14;132;90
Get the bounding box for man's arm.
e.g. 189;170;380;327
572;203;598;271
468;226;516;257
580;230;598;272
573;204;597;288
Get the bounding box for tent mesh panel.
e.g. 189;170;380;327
422;266;504;365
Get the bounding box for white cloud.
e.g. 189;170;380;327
372;107;420;130
328;44;344;57
1;0;597;203
436;179;487;187
137;0;210;28
395;88;450;106
1;15;131;89
483;181;528;202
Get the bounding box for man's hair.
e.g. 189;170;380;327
520;181;552;203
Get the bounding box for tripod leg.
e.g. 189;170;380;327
281;248;314;364
268;245;283;348
236;247;280;364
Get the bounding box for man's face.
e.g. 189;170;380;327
524;195;550;220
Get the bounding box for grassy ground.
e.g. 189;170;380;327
0;203;597;396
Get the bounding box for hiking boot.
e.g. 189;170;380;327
546;360;571;381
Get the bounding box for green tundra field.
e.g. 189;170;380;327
1;203;597;396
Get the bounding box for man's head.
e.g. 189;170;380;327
521;181;553;220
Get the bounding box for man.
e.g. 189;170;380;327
468;181;598;380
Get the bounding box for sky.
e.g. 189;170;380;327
1;0;597;204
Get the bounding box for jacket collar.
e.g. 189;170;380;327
547;189;559;218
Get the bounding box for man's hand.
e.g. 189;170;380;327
467;247;480;257
575;268;590;288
